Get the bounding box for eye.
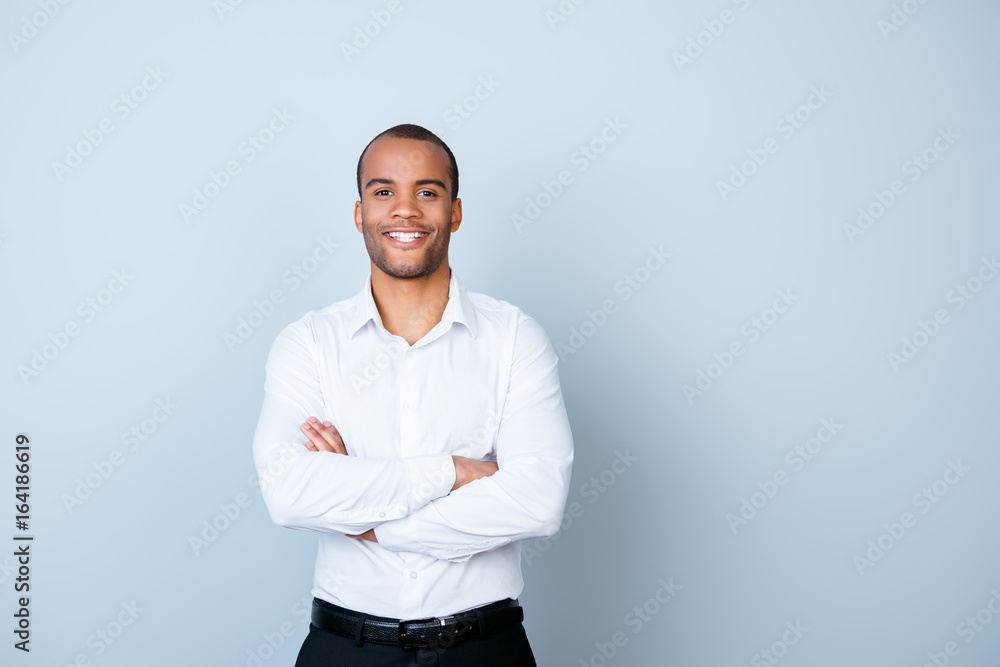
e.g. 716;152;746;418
419;190;437;197
374;189;391;196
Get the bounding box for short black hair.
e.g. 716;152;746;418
356;124;459;201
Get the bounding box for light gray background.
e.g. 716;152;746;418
2;1;999;665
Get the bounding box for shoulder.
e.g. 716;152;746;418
463;285;553;351
268;293;358;352
465;287;521;322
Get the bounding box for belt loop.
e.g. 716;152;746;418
475;608;486;640
354;613;367;647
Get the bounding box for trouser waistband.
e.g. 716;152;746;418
310;597;524;650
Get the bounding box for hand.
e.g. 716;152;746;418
301;417;348;455
451;456;499;491
347;528;377;542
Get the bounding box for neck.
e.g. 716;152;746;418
370;262;452;346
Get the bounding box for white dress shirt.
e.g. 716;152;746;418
251;268;574;619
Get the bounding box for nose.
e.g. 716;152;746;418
390;190;420;220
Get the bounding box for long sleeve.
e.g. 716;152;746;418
252;318;456;535
373;314;574;562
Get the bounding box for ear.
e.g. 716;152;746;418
450;197;462;232
354;200;363;233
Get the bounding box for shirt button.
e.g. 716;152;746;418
410;571;418;579
379;512;386;518
404;401;413;410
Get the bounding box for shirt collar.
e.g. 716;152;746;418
347;267;478;341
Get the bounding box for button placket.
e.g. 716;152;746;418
398;348;415;456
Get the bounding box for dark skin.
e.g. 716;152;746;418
299;136;499;542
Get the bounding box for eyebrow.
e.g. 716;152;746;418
365;178;448;192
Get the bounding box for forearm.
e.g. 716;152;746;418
374;452;572;561
253;396;456;534
372;314;576;561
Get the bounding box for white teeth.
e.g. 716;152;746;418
387;232;427;241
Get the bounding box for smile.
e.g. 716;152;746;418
384;230;429;245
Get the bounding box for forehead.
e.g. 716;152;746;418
362;136;450;184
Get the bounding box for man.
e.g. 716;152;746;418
251;124;574;665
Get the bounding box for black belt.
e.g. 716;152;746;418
310;597;524;650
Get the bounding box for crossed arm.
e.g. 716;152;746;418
298;417;500;542
252;315;573;562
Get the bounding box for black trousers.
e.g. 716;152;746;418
294;619;538;666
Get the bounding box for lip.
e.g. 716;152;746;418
383;228;430;247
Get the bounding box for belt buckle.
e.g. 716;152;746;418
398;615;451;650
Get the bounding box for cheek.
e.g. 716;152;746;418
424;203;451;223
362;217;385;237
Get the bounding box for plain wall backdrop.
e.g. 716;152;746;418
2;0;999;665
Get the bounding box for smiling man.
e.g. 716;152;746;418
251;124;574;666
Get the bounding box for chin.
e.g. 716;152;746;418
380;262;435;279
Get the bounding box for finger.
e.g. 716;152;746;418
323;421;347;455
301;421;336;452
321;421;349;455
306;417;348;455
311;418;348;455
301;420;321;451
